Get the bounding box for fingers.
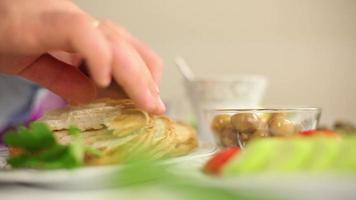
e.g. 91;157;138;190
35;13;112;87
127;37;164;83
99;23;165;114
112;41;165;114
19;54;96;104
34;14;165;113
35;15;165;113
49;51;82;66
0;0;166;114
100;20;163;83
96;83;128;99
17;10;165;113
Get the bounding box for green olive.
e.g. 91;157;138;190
270;113;287;119
211;114;232;133
231;113;261;133
251;130;270;139
268;116;296;136
220;127;237;147
240;132;250;141
240;129;270;144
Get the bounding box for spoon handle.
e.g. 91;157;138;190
175;56;195;81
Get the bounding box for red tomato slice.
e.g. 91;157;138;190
204;147;240;175
299;130;339;138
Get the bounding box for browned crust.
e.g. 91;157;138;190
170;122;198;156
9;99;198;165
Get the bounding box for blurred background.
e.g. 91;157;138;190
73;0;356;125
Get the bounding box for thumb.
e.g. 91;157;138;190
19;54;96;104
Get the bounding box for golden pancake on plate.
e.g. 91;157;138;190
37;99;198;165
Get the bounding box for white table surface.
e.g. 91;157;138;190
2;174;356;200
2;146;356;200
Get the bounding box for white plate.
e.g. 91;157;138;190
0;142;216;187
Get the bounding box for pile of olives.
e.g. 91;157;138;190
211;112;301;148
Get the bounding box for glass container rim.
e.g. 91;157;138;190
210;107;321;113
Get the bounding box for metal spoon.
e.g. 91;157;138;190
174;56;195;82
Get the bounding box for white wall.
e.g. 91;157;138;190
74;0;356;125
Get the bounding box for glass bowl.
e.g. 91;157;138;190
205;108;321;148
183;75;267;141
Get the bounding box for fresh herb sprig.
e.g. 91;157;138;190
3;122;100;169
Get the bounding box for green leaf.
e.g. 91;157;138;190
4;122;88;169
68;126;81;136
3;122;55;152
7;154;31;168
85;146;103;157
36;144;68;161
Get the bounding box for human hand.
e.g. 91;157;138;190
0;0;165;114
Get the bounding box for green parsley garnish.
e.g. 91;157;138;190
3;122;100;169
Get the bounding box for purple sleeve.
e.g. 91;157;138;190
0;89;66;145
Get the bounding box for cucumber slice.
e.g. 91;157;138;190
335;136;356;171
268;138;315;172
222;139;282;175
309;137;341;171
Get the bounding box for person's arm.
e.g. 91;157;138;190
0;0;165;114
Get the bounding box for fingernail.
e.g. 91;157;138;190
104;75;112;86
155;84;160;94
144;84;164;114
156;96;166;114
97;78;110;88
92;20;100;28
99;71;112;87
143;88;158;112
102;78;111;87
150;83;160;95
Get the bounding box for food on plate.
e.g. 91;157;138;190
204;131;356;176
299;130;339;138
203;147;240;175
268;114;298;136
211;114;238;147
4;99;198;168
170;122;199;156
3;123;97;169
211;112;306;148
333;120;356;134
211;114;231;133
230;113;262;133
